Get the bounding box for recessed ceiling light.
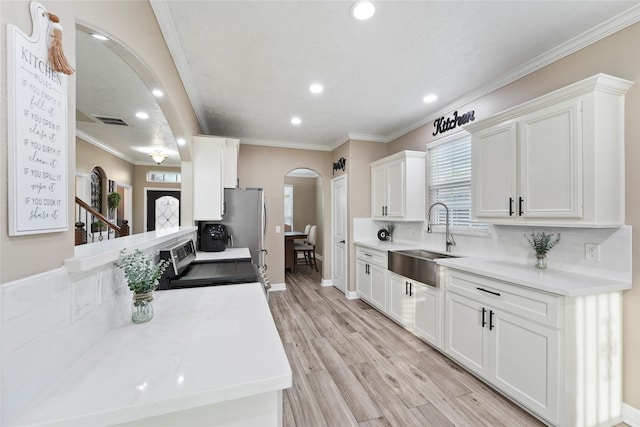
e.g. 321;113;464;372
177;138;186;146
291;117;302;125
309;83;324;94
423;94;438;103
136;111;149;119
152;89;163;97
351;1;375;20
91;33;109;41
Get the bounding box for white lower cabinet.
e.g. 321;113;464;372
444;268;568;425
387;271;442;349
355;246;387;311
445;291;559;424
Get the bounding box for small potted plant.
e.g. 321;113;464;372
91;220;107;233
115;249;171;323
386;222;396;242
525;230;561;269
107;192;121;221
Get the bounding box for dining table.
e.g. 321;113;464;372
284;231;307;273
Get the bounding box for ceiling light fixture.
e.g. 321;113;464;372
136;111;149;119
423;94;438;103
291;117;302;125
91;33;109;41
309;83;324;94
351;1;375;20
149;151;168;165
177;138;186;146
152;89;163;97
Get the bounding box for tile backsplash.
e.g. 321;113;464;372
355;218;631;283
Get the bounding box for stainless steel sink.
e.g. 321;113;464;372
388;249;456;287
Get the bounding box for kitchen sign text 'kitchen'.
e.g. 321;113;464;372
433;110;475;136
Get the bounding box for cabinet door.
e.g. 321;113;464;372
371;165;387;218
444;292;489;377
369;264;387;311
413;282;441;348
223;139;239;188
387;273;414;326
472;122;517;219
385;159;405;218
490;310;559;424
519;99;582;218
356;259;372;301
193;137;225;221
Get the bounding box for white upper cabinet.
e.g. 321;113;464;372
468;74;632;227
370;151;426;221
223;138;240;188
192;135;239;221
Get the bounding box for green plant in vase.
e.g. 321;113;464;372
115;249;171;323
386;222;396;242
525;230;561;269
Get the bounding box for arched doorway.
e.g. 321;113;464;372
284;168;324;271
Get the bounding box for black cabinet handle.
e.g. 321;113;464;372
367;264;370;275
339;240;345;244
509;197;514;216
409;282;413;297
481;307;487;328
519;197;524;216
476;287;501;297
405;281;409;295
489;310;495;330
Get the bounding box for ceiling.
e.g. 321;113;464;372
76;1;640;164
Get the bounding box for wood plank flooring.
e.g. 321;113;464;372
270;264;545;427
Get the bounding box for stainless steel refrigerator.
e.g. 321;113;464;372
219;188;267;268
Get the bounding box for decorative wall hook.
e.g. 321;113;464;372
333;157;346;175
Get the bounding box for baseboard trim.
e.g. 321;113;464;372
623;403;640;426
345;291;359;300
268;283;286;292
320;279;333;287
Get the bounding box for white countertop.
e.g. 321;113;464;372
437;257;631;296
16;283;291;426
354;239;630;297
196;247;251;261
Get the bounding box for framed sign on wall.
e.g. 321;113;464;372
7;2;68;235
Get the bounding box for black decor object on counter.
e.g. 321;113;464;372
377;229;389;241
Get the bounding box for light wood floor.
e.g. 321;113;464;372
269;263;546;427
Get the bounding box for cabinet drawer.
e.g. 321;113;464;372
356;246;388;268
446;269;561;328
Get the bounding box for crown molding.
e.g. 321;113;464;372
238;137;333;151
386;4;640;142
149;0;210;135
76;130;136;164
347;132;389;143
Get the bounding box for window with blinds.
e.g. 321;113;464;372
427;133;486;231
284;185;294;227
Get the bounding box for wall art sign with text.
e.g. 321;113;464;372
7;2;68;235
432;110;475;136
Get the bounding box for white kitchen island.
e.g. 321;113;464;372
14;283;291;427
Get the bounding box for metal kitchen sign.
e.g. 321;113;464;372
432;110;475;136
7;2;68;235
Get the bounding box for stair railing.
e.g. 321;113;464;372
75;196;129;245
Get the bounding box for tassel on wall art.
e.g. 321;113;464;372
47;12;74;75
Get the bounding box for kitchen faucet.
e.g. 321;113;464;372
427;202;456;252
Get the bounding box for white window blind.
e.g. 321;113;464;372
284;185;294;227
428;134;486;231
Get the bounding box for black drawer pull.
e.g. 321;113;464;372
509;197;514;216
489;310;495;330
481;307;487;328
476;287;501;297
519;197;524;216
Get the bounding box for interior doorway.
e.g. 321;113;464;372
284;168;324;267
331;175;347;293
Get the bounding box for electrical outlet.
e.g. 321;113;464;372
275;225;281;233
585;243;601;262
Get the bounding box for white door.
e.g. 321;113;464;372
385;159;405;218
331;175;347;293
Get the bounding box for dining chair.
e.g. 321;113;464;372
294;225;318;272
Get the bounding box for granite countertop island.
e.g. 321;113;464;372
15;283;291;426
